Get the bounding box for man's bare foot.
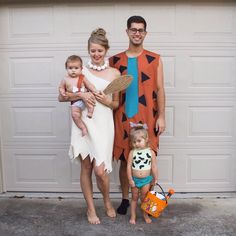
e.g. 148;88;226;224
105;201;116;218
87;210;100;224
129;218;136;224
143;212;152;224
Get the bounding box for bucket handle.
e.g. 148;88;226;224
151;183;168;204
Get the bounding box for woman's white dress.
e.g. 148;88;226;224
68;67;114;173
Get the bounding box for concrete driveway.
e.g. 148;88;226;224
0;195;236;236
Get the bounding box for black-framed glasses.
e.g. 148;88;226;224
129;28;146;34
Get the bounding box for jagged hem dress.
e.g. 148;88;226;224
68;66;114;173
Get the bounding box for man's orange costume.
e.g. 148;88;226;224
109;50;160;160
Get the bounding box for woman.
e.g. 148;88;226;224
58;28;120;224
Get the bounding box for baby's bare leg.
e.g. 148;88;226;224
71;106;88;136
86;102;94;119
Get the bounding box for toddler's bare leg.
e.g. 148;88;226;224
130;187;139;224
71;106;88;136
141;184;152;224
86;102;94;119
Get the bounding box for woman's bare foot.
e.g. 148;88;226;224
143;212;152;224
87;210;100;224
105;201;116;218
129;218;136;224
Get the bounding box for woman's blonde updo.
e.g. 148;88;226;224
88;28;110;51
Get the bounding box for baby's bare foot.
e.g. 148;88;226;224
87;113;93;119
87;210;100;224
81;128;88;137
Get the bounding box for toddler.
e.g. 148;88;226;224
127;123;158;224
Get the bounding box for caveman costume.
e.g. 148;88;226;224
109;50;160;161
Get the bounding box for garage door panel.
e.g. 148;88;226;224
187;154;230;183
184;150;236;191
0;51;91;95
164;100;236;143
188;106;233;138
161;51;236;95
159;148;236;192
3;148;71;192
9;5;53;39
191;4;235;36
67;3;114;40
157;154;174;185
1;100;71;144
130;3;176;37
162;55;176;89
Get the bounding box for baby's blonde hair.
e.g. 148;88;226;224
130;124;149;147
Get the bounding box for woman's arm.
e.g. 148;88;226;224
58;90;96;106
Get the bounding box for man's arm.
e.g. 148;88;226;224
156;57;166;135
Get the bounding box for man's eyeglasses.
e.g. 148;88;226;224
129;28;146;34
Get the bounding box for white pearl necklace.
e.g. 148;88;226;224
87;60;109;71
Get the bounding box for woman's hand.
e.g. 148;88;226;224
94;91;111;107
81;92;96;106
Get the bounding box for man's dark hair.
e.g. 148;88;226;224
127;16;147;30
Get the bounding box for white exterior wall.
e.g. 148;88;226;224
0;1;235;193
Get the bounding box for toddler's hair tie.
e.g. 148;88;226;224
130;122;148;130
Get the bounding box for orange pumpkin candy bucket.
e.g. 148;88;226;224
141;183;175;218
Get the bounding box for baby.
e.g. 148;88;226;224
59;55;97;136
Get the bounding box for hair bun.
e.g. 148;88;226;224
91;28;106;37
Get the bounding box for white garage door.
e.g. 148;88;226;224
0;1;235;192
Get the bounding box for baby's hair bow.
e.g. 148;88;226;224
130;122;148;130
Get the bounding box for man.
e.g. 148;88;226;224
109;15;166;215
